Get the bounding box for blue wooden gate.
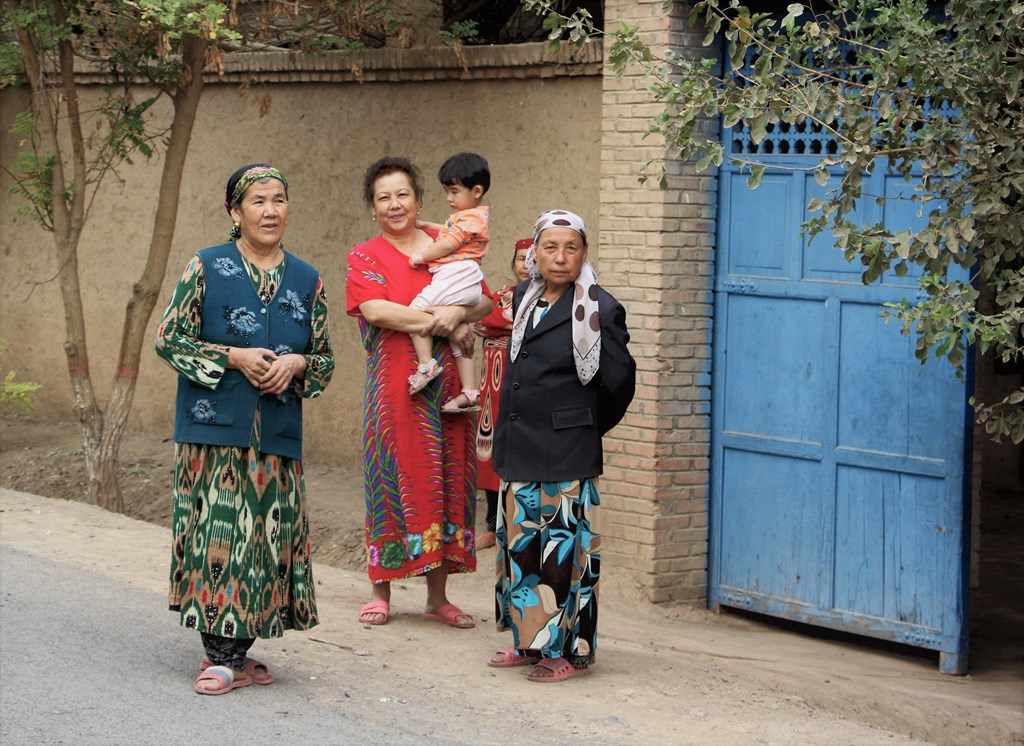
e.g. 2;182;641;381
708;126;974;673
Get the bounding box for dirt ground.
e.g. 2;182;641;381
0;414;368;572
2;413;1022;745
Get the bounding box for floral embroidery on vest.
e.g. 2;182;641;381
212;256;244;278
278;289;311;325
223;306;261;338
187;398;217;423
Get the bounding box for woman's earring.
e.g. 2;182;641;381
371;212;376;222
230;221;241;240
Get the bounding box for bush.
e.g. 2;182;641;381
0;339;41;414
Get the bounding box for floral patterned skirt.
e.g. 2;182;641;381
168;442;317;639
495;479;601;667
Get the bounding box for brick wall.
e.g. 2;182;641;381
598;0;715;603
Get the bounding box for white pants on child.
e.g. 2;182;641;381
410;261;484;359
410;260;484;309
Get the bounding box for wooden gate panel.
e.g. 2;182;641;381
718;449;828;606
711;157;971;674
725;174;795;277
832;465;953;626
722;294;830;443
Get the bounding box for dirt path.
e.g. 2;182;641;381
0;415;366;571
1;415;1021;744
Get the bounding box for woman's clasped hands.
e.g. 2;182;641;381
228;346;306;394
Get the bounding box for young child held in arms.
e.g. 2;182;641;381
407;152;490;414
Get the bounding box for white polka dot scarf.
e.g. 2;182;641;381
510;210;602;385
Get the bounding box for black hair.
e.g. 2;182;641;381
363;156;424;206
225;162;272;212
437;152;490;194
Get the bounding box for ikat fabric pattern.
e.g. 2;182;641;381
157;251;333;639
170;436;317;638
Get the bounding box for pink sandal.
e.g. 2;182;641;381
358;599;390;625
408;359;442;394
441;388;481;414
526;657;592;683
475;530;496;550
423;602;475;628
193;665;253;695
200;656;274;685
487;648;541;668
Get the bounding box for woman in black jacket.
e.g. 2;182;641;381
490;210;636;682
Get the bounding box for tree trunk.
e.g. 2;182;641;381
17;7;211;513
18;3;110;506
85;423;123;512
92;33;212;512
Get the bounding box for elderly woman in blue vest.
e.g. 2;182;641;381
490;210;635;682
155;163;335;695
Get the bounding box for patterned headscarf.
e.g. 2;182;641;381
510;210;602;385
513;237;533;252
224;164;289;239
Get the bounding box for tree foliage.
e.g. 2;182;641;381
528;0;1024;443
0;1;413;512
441;0;602;44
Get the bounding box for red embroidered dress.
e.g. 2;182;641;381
346;235;478;583
475;283;515;492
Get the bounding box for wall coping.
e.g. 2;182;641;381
71;40;603;85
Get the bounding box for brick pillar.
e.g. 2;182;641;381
597;0;715;603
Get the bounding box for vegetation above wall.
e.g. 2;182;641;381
533;0;1024;443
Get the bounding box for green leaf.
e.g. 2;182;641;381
782;3;805;31
747;164;766;189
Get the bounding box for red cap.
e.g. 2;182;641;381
514;238;533;252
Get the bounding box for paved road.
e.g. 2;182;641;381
0;544;421;745
1;488;1020;745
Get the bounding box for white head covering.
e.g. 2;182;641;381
509;210;602;385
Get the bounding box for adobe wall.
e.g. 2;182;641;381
2;8;714;606
0;42;603;471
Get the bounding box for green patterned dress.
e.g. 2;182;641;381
155;251;334;639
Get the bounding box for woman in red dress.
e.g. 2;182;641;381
345;156;491;627
474;237;532;550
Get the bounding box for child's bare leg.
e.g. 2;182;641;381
442;342;481;412
412;333;433;367
455;354;477;395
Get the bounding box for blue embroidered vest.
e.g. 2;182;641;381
173;242;318;460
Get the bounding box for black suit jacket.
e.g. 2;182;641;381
493;281;636;482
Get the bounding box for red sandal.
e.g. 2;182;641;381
487;648;541;668
441;388;481;414
526;657;592;683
